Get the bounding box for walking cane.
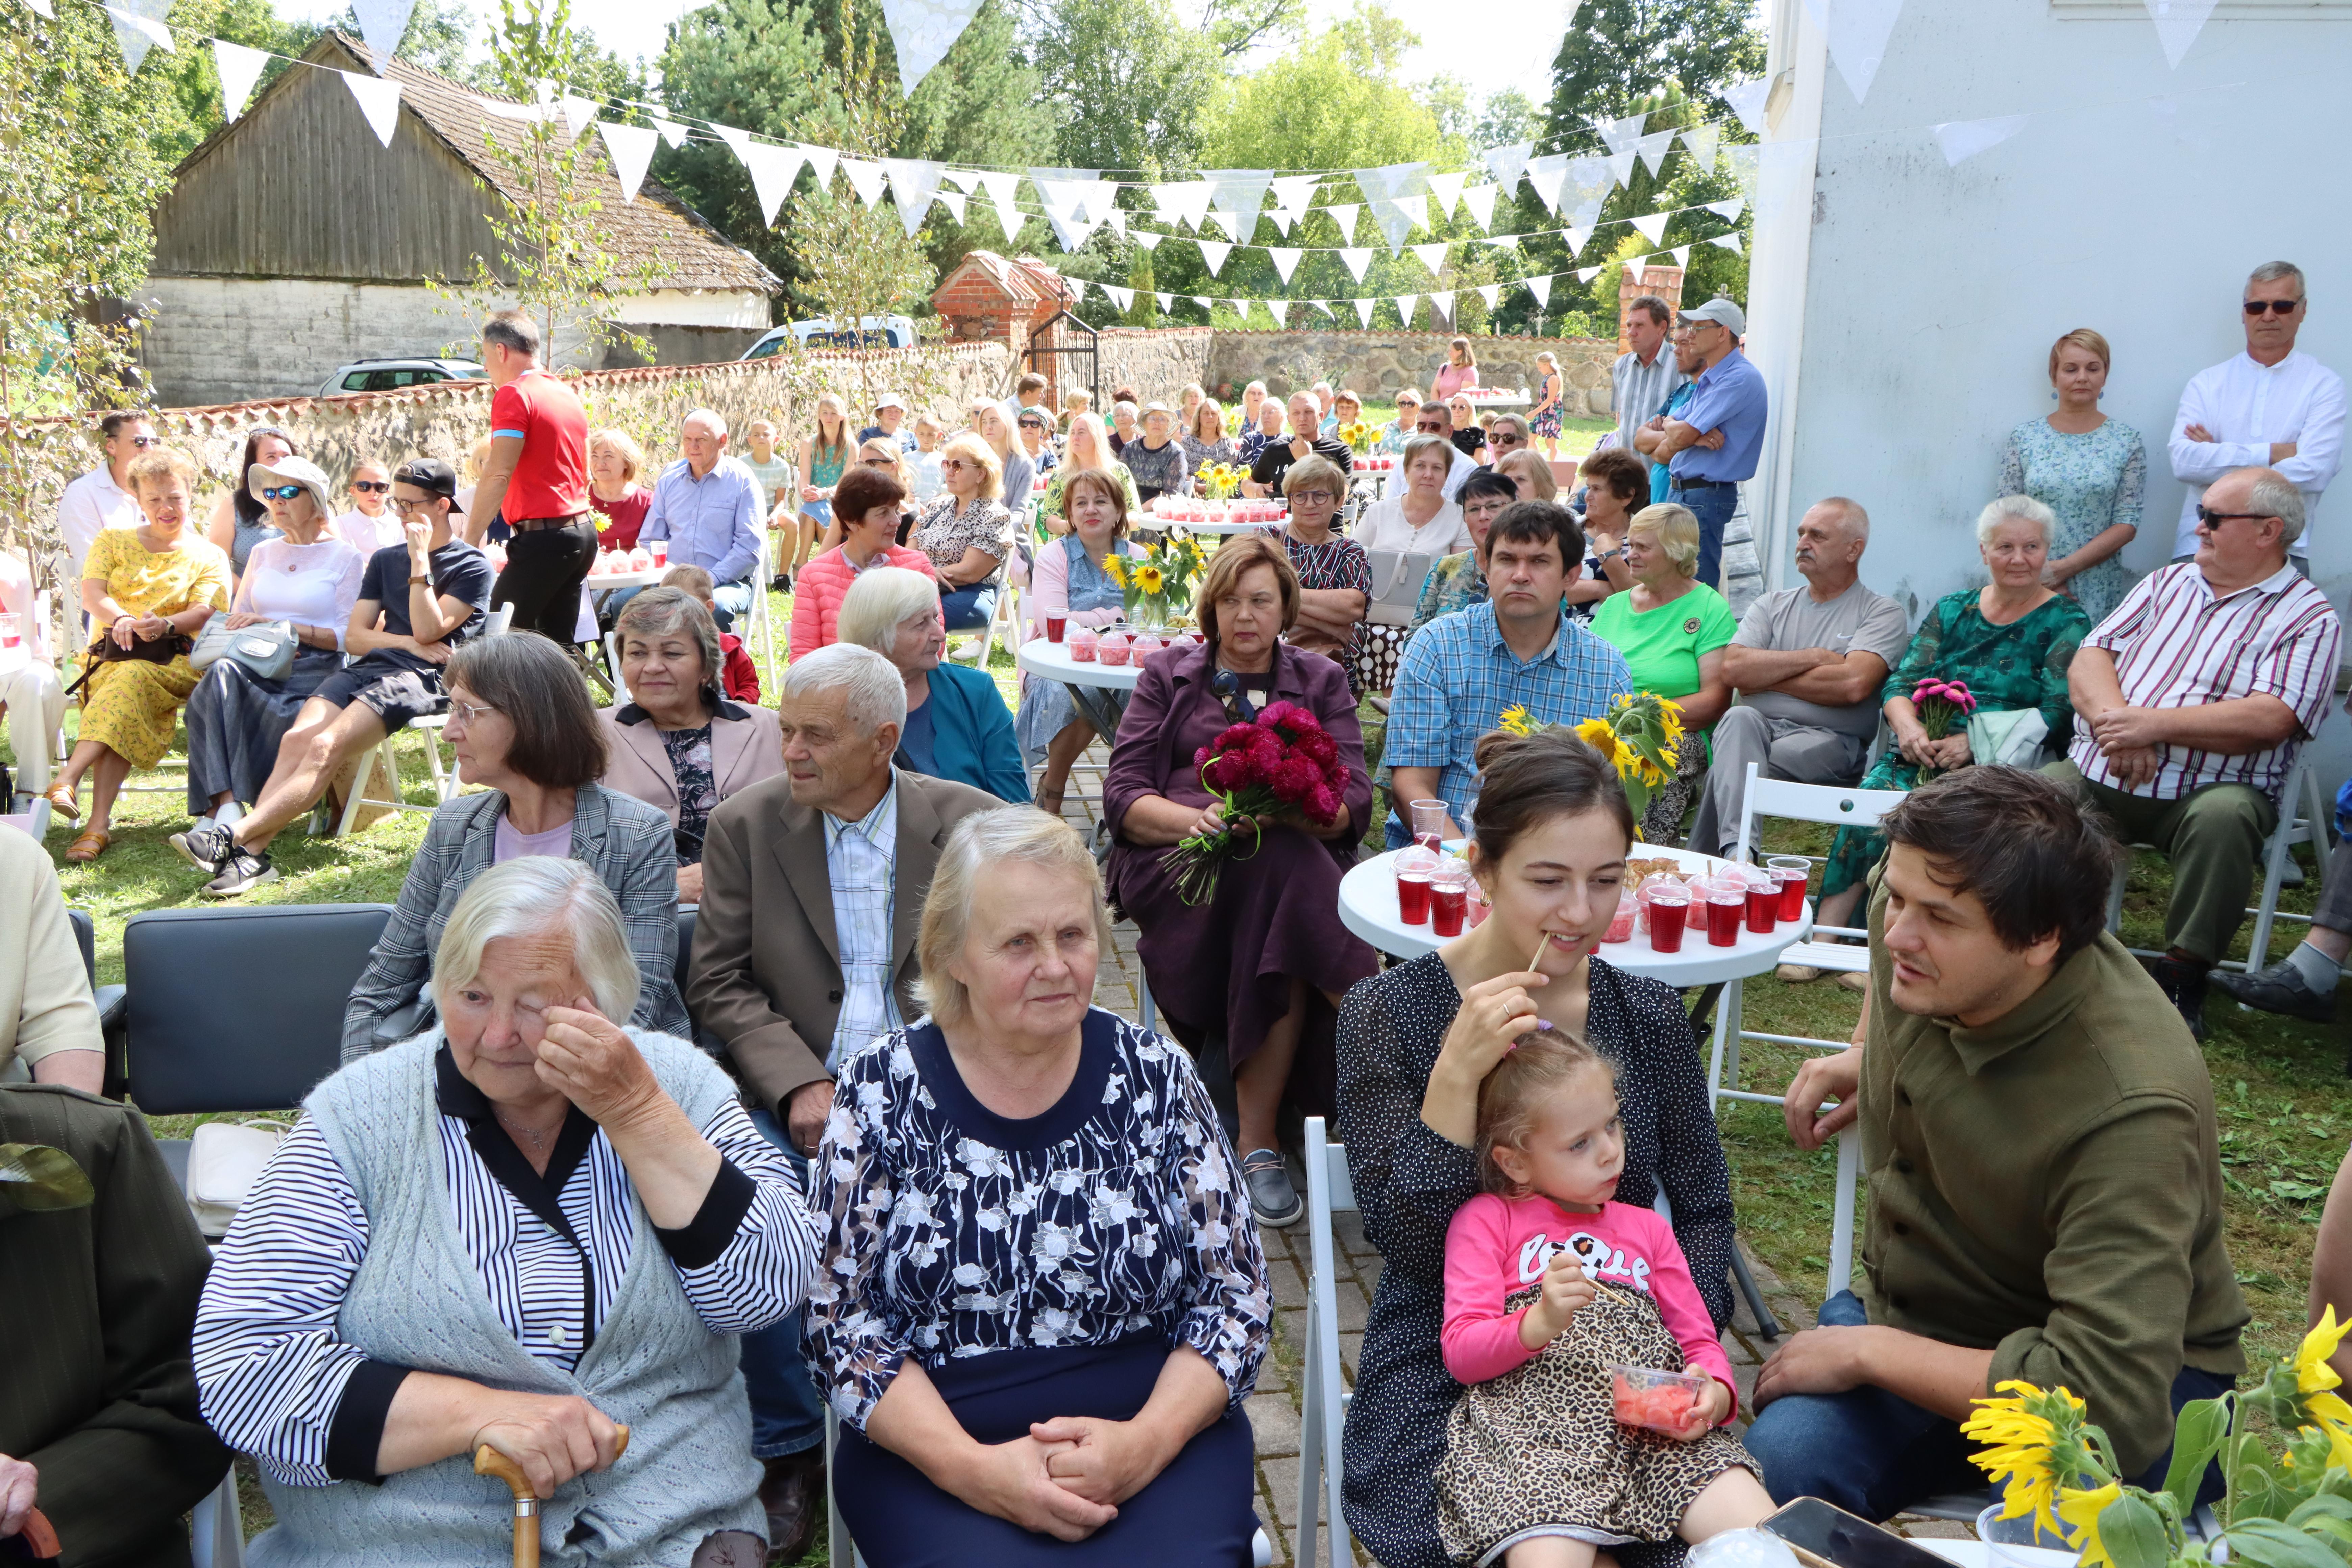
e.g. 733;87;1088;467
475;1426;630;1568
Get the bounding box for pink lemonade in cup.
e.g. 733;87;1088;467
648;540;668;567
1069;627;1098;662
1045;611;1068;643
1429;857;1472;937
1744;869;1780;934
1647;889;1689;952
1097;632;1131;667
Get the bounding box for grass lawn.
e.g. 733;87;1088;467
1346;401;1617;462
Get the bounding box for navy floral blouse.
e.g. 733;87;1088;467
805;1007;1272;1431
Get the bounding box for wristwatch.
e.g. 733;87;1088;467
409;574;431;585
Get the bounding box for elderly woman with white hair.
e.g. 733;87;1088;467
838;566;1027;803
807;807;1270;1566
194;858;820;1568
1798;493;2093;969
912;432;1015;632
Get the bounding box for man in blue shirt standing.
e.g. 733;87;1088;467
641;408;764;629
1653;297;1768;588
1384;500;1635;847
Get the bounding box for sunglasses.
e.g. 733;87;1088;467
351;480;390;494
120;434;160;448
2245;299;2302;316
259;485;308;501
940;459;972;471
2195;504;2271;527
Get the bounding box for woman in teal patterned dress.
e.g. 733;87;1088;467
1801;497;2092;970
1998;327;2145;627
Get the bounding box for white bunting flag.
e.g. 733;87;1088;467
877;0;985;96
561;94;598;136
1191;296;1212;311
1562;157;1612;230
882;157;948;236
1229;298;1251;321
1483;140;1534;192
799;143;839;188
21;0;53;17
1706;198;1746;223
1485;233;1520;253
1561;226;1590;258
1393;293;1417;326
1932;113;2028;166
1267;246;1302;283
1477;283;1502;309
1263;210;1293;236
970;169;1022;241
1522;153;1569;214
1633;127;1677;176
1605;149;1637;188
1353;298;1376;328
712;122;753;161
939;167;983;192
1681;124;1721;168
1460;184;1498;231
1428;289;1454;321
1802;0;1906;105
1195;209;1230;240
1592;112;1646;154
1410;242;1449;280
1355;162;1430;255
107;0;173;74
1322;202;1360;241
1721;76;1770;134
1309;299;1334;318
933;189;966;223
1156;293;1174;312
2145;0;2220;67
1066;278;1085;301
1709;233;1743;254
1525;274;1552;308
1630;212;1670;245
1337;247;1374;283
1375;193;1427;254
342;69;402;146
1080;179;1120;224
1426;170;1468;219
351;0;413;73
743;143;806;224
1576;265;1604;283
1270;173;1321;214
1150;180;1213;231
652;115;689;149
1197;239;1232;277
1669;245;1691;267
1204;169;1274;238
839;155;889;209
1132;230;1162;251
599;121;659;203
1265;299;1289;327
212;38;266;120
1724;144;1759;201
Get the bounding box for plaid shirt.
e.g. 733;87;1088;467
1388;600;1635;819
1613;345;1685;470
2069;561;2341;801
824;775;903;1071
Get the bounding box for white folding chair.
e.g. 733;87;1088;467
1296;1116;1355;1568
2104;753;2330;975
190;1471;247;1568
605;629;626;691
326;605;513;835
952;579;1019;670
0;799;51;839
744;532;780;686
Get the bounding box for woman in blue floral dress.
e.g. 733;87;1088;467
1998;327;2146;627
808;808;1271;1566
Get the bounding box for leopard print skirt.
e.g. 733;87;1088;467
1435;1281;1757;1568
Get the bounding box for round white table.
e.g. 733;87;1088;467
584;568;664;589
1146;514;1285;536
1337;841;1812;987
1017;637;1151;746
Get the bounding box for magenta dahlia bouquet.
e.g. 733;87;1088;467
1163;700;1351;905
1912;676;1978;778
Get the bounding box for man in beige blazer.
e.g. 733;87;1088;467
686;643;1000;1555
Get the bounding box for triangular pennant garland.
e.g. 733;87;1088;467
1803;0;1907;105
1592;112;1647;154
933;189;966;224
1560;227;1590;258
1132;231;1162;251
341;69;402;146
1353;298;1376;328
1336;246;1374;283
560;93;598;137
1633;127;1677;176
1669;245;1691;267
1630;212;1670;245
1522;153;1569;214
1392;293;1417;326
876;0;985;96
1709;234;1743;254
838;156;889;209
1270;174;1321;215
351;0;414;73
881;157;948;237
212;38;266;120
1374;193;1427;255
1410;242;1449;280
1477;283;1502;309
1229;298;1250;321
1460;184;1498;232
652;115;689;149
1204;169;1274;239
1681;124;1722;168
712;122;753;161
1576;265;1604;283
1483;140;1534;192
1267;246;1302;283
1309;300;1334;318
1562;157;1612;230
742;142;806;224
1156;293;1173;312
106;0;173;74
1425;170;1468;219
1265;299;1288;327
1322;202;1360;240
800;143;839;189
1197;239;1232;277
1706;198;1747;222
1721;76;1771;135
974;169;1023;242
2145;0;2220;67
1191;296;1212;311
1605;149;1637;188
1525;274;1552;308
1932;113;2028;166
940;168;983;193
1428;289;1454;321
599;120;659;203
1066;278;1085;301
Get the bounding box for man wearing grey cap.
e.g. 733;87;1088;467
1651;296;1768;587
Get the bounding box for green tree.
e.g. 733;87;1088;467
1027;0;1219;174
1545;0;1764;123
1125;248;1157;326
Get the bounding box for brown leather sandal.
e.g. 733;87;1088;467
43;781;80;822
64;826;109;863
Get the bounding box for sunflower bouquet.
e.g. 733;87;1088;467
1336;420;1375;454
1198;461;1248;501
1963;1310;2352;1568
1498;692;1686;838
1102;533;1207;629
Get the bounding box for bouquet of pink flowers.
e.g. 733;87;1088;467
1912;676;1978;778
1163;700;1351;905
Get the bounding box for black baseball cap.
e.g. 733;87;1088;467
393;457;459;502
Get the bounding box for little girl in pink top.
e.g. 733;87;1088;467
1435;1029;1770;1568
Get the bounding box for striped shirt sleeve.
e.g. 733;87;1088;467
668;1097;818;1332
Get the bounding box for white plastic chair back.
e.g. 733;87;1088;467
1297;1117;1356;1568
1361;548;1437;627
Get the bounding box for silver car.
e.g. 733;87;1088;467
316;356;486;398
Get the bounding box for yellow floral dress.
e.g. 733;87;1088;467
79;528;230;767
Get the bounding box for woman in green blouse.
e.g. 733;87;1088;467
1588;502;1737;842
1809;495;2092;957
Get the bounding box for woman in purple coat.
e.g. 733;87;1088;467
1104;533;1379;1230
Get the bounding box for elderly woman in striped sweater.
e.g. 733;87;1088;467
192;858;822;1568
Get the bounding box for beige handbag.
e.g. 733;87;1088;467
186;1118;292;1237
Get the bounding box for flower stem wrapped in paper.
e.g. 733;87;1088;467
1960;1309;2352;1568
1162;700;1353;904
1498;693;1686;840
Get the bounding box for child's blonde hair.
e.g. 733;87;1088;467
1475;1029;1618;1197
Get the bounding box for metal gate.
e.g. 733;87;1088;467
1023;308;1099;409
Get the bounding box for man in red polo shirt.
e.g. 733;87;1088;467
468;310;595;642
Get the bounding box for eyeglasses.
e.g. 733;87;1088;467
391;495;439;514
120;434;160;448
2195;504;2271;528
940;459;971;471
1289;489;1334;506
352;480;390;494
259;485;308;501
2245;299;2302;316
444;697;497;729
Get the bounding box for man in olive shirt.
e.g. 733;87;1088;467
1747;768;2247;1519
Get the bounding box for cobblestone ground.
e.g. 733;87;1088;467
1052;764;1977;1567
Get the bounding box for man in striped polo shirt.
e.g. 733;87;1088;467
2045;465;2342;1037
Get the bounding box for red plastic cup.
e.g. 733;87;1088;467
1397;871;1432;925
1699;880;1743;947
1647;891;1689;952
1768;856;1810;922
1045;611;1068;644
648;540;668;567
1745;883;1780;934
1430;884;1467;937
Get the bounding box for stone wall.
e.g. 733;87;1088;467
1091;328;1215;408
1196;330;1620;414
